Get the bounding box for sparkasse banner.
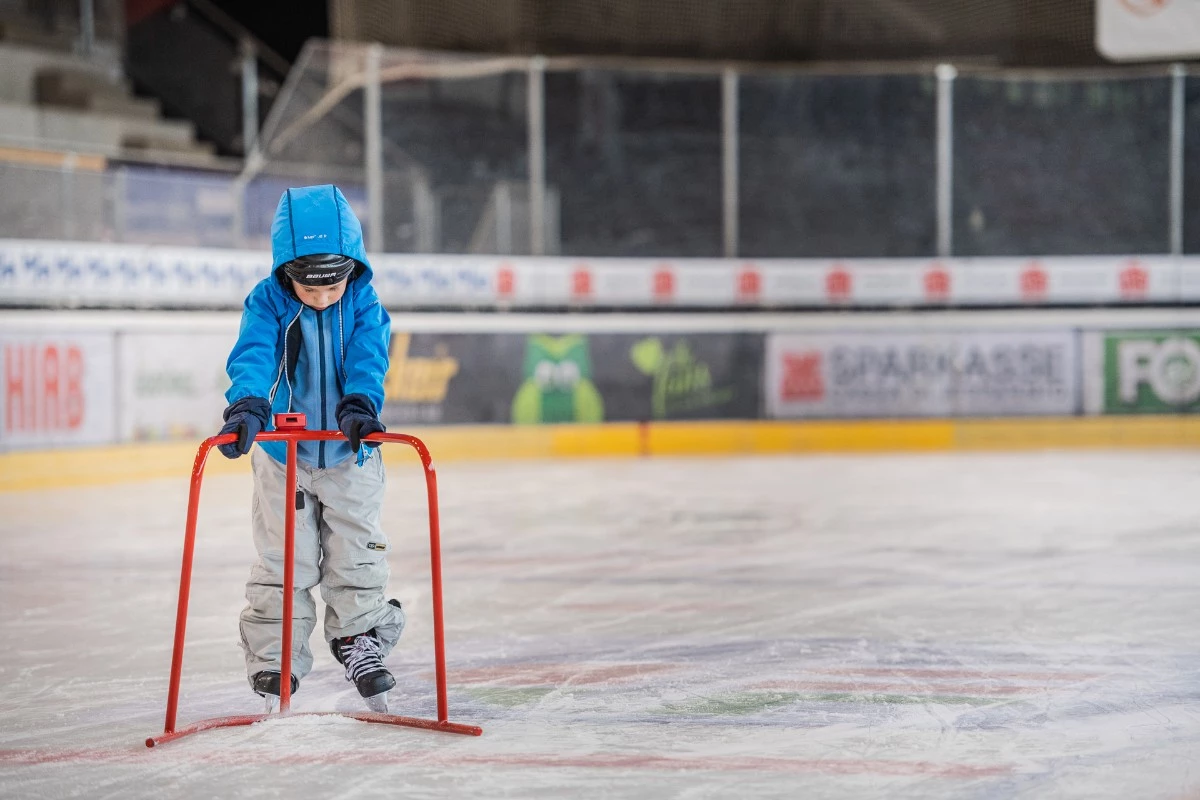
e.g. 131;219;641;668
1084;330;1200;414
766;331;1078;418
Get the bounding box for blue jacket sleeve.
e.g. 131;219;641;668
226;279;286;404
343;283;390;414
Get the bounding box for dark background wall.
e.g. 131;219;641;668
327;0;1102;66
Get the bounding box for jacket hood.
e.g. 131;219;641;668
270;185;372;281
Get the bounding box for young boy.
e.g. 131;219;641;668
217;184;406;712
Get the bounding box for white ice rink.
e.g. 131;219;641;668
1;451;1198;798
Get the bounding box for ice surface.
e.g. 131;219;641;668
1;451;1198;798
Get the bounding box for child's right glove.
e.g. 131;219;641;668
217;396;271;459
336;393;385;451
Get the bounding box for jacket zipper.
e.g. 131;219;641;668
317;308;327;468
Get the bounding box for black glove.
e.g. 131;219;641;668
336;393;385;451
217;396;271;459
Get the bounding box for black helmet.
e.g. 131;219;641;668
282;253;357;286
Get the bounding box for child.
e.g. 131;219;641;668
217;184;406;712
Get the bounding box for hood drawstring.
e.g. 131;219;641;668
269;307;304;412
338;296;347;385
337;297;368;468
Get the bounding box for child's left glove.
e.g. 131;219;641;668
336;393;385;451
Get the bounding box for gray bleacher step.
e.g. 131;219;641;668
35;69;160;120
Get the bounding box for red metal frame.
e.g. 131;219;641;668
145;421;482;747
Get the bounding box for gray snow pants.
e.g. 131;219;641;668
239;447;406;683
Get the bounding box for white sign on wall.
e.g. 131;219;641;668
1096;0;1200;61
117;332;238;442
4;240;1199;310
0;332;115;449
766;330;1079;419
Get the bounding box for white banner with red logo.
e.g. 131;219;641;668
1096;0;1200;61
0;333;115;449
117;332;238;442
2;239;1198;310
766;330;1079;418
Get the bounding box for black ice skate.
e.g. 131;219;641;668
252;670;299;714
331;631;395;713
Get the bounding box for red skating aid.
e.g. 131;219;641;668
146;421;482;747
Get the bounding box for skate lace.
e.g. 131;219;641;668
340;635;385;681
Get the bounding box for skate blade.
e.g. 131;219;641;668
364;692;389;714
263;695;280;714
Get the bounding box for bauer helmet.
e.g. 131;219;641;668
281;253;357;286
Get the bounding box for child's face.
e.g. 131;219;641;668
292;278;349;311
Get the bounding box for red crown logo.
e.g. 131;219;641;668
924;265;951;300
496;265;515;296
571;266;592;297
1020;262;1048;300
826;265;852;302
653;266;675;300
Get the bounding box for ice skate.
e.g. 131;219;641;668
252;670;298;714
331;630;395;713
363;691;389;713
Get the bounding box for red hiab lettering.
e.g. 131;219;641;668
5;344;23;432
66;346;84;428
42;345;59;430
4;342;85;432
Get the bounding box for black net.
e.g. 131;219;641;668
546;69;722;257
1186;76;1200;254
739;73;937;258
953;75;1172;256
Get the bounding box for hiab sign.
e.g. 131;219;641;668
0;334;115;448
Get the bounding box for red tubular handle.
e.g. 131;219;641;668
161;429;449;734
279;438;297;712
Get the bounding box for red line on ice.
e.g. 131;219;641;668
443;662;678;685
0;748;1010;778
800;667;1101;682
754;679;1037;696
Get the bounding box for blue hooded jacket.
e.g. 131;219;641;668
225;185;390;468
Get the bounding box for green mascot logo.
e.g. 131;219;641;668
512;334;605;424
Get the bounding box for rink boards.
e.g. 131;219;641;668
1;307;1199;471
2;415;1199;492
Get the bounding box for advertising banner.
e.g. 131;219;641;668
0;332;115;449
380;332;517;425
1084;329;1200;414
1096;0;1200;62
586;333;763;422
118;331;238;440
380;331;763;426
6;240;1200;310
766;330;1078;418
